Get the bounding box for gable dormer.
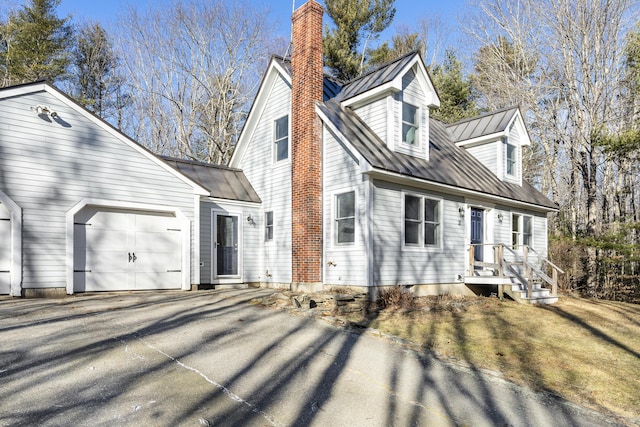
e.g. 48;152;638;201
448;107;530;186
334;52;440;162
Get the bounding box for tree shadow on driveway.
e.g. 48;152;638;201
0;289;622;426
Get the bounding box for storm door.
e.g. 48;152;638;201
215;213;239;277
470;208;484;265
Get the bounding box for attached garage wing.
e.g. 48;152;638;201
74;207;182;292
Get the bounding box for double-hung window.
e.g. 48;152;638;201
265;211;273;241
404;194;441;247
402;102;419;145
335;191;355;245
506;143;516;176
274;115;289;162
512;214;532;249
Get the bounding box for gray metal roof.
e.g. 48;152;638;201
447;106;520;142
318;101;557;210
273;55;343;101
333;51;419;102
163;157;261;203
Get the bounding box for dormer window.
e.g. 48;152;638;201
402;102;419;145
506;142;516;176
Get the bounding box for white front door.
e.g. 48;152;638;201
0;202;10;294
213;212;240;278
74;208;182;291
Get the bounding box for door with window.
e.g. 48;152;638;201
470;208;484;265
214;213;239;277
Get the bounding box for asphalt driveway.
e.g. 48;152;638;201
0;289;624;426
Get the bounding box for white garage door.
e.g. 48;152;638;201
0;202;10;295
74;207;182;292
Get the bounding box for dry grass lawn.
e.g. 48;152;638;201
365;294;640;421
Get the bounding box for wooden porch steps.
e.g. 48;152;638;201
464;276;559;304
467;243;563;305
504;282;558;305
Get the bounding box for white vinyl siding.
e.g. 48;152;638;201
373;181;465;285
0;91;197;291
466;142;499;176
353;97;388;142
237;74;292;284
323;126;366;286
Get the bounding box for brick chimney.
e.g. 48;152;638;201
291;0;324;287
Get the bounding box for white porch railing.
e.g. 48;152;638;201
468;243;564;300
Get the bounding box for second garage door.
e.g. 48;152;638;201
74;207;183;292
0;202;10;295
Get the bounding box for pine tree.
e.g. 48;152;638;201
323;0;395;82
430;50;478;123
0;0;73;87
70;22;126;121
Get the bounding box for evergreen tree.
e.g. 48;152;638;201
367;32;425;68
70;22;126;121
0;0;73;87
429;50;478;123
323;0;395;82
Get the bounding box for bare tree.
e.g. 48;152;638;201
115;0;279;164
466;0;638;297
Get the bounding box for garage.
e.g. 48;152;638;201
0;201;10;294
74;207;183;292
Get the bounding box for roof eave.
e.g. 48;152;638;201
365;168;558;213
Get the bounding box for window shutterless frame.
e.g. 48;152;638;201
402;102;419;145
274;115;289;162
404;193;441;248
335;191;355;245
506;143;516;176
265;211;273;241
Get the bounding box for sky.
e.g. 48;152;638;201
54;0;468;45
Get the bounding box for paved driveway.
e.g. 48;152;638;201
0;289;623;426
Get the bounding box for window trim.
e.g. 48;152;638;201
402;101;419;146
334;190;356;246
265;211;274;242
511;213;533;249
506;142;517;177
273;115;289;163
403;192;442;250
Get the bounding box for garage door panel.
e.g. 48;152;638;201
134;230;181;252
134;213;176;232
0;211;10;295
134;250;181;271
86;250;130;273
85;228;129;252
83;272;131;292
135;272;181;290
75;207;183;292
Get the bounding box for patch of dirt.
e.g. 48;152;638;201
251;288;498;328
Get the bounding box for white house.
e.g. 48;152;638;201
229;0;559;302
0;0;560;303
